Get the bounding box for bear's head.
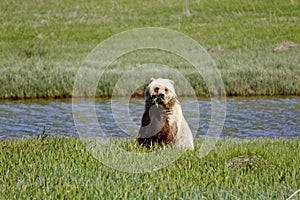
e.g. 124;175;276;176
145;78;177;107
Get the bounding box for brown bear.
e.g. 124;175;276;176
137;78;194;150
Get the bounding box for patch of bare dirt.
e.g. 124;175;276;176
272;41;298;52
226;155;264;167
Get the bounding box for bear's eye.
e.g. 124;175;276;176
165;88;168;92
154;87;159;93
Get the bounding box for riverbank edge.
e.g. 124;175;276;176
1;94;300;101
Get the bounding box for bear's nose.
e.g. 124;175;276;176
158;93;164;98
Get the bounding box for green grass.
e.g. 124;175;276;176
0;0;300;99
0;137;299;199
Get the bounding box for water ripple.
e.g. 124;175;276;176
0;97;299;139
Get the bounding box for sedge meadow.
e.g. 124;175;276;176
0;0;299;199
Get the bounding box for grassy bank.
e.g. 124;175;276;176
1;0;300;99
0;137;299;199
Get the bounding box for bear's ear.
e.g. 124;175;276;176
149;77;156;83
170;79;174;85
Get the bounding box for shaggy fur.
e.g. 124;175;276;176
137;78;194;150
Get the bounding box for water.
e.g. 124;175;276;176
0;97;299;139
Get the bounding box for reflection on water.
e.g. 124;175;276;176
0;97;299;139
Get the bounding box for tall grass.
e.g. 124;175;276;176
0;0;299;99
0;137;299;199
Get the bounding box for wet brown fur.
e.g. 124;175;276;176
138;97;178;148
